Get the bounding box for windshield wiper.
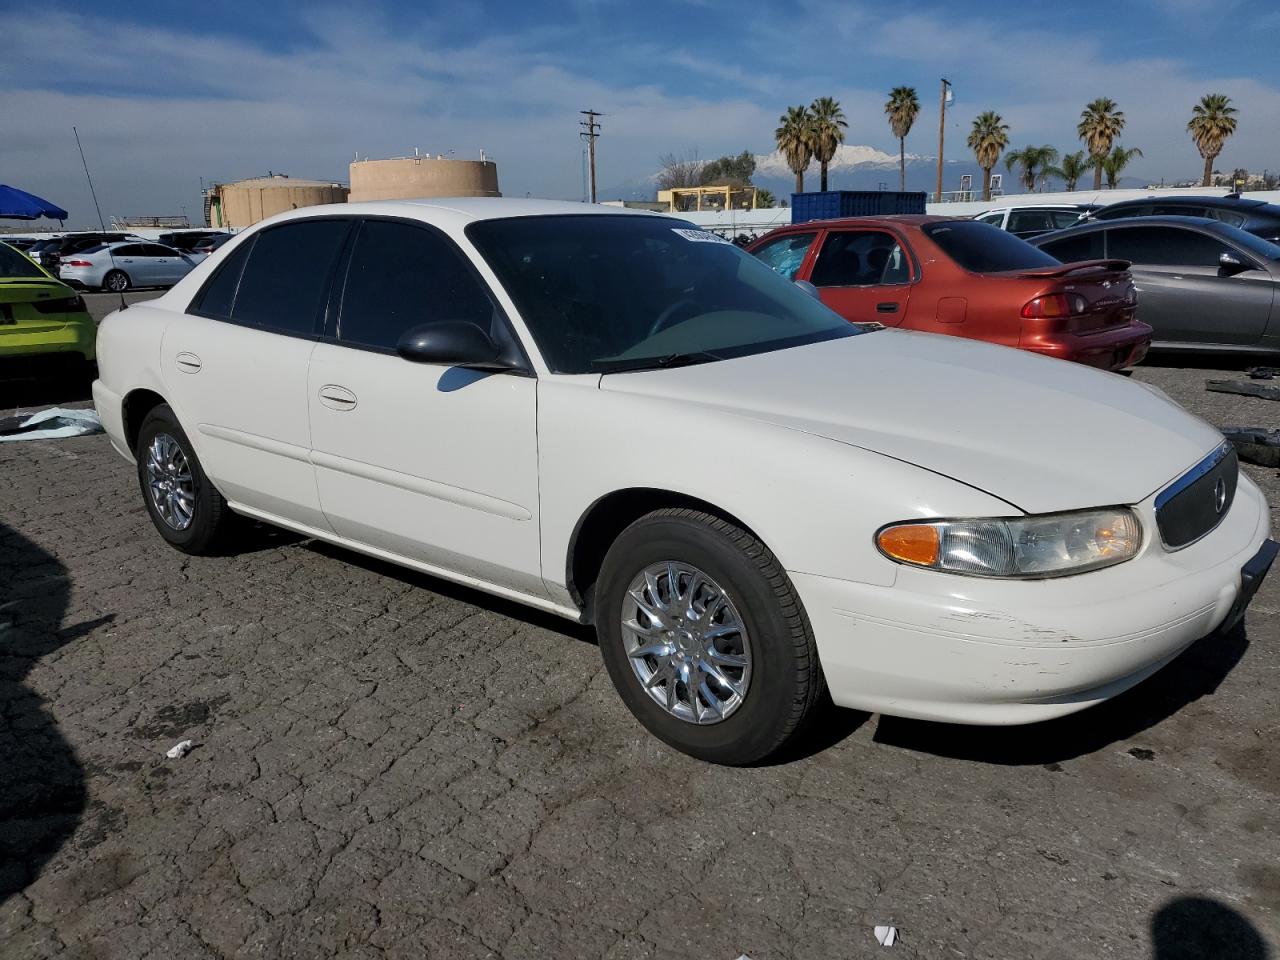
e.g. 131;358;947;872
590;351;723;373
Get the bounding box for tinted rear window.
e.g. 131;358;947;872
230;220;351;335
191;238;255;319
923;220;1060;272
0;243;44;278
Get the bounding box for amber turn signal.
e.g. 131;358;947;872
877;524;940;566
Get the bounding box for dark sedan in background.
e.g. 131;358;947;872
1085;195;1280;244
1033;216;1280;354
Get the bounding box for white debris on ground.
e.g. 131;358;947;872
874;925;898;946
165;740;194;759
0;407;103;442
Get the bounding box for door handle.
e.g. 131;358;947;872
876;302;900;313
175;351;202;373
318;384;358;411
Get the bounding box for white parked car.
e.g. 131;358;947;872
92;199;1275;764
974;204;1099;240
59;240;196;292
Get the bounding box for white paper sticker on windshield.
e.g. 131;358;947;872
672;228;731;244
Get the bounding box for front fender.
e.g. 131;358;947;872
537;378;1016;602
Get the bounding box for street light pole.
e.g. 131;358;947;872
935;78;950;203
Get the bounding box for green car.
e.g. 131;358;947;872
0;240;96;364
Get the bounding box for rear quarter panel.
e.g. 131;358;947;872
93;303;178;460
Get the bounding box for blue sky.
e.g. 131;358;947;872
3;0;1276;225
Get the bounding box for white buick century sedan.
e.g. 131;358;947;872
93;198;1276;764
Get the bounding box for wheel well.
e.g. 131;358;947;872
567;488;761;623
122;389;167;455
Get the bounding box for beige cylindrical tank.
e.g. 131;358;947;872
212;176;349;228
348;156;501;202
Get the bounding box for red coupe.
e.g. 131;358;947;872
747;215;1152;370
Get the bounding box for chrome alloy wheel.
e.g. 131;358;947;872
621;561;753;724
146;433;195;530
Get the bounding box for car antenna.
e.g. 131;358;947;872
73;125;127;311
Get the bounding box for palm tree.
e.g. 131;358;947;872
967;111;1009;202
1102;145;1143;189
809;97;848;192
1004;145;1057;193
884;87;920;191
1188;94;1238;188
775;105;815;194
1036;146;1059;191
1053;151;1089;191
1077;98;1126;191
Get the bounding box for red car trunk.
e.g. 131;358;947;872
747;217;1151;371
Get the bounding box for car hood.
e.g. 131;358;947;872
600;330;1223;514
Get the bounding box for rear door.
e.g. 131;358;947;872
808;228;914;324
161;218;353;528
1104;225;1272;346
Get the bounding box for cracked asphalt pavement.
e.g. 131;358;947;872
2;319;1278;958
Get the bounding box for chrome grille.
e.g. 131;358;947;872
1155;442;1238;550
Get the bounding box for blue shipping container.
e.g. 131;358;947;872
790;190;927;224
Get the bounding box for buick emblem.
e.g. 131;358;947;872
1214;478;1227;514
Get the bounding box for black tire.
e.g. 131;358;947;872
135;404;235;555
103;270;130;293
595;508;825;765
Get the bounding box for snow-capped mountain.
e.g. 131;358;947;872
752;143;924;178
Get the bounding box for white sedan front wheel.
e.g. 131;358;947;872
596;508;825;765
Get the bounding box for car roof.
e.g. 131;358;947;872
253;197;678;233
1104;195;1268;211
1031;215;1236;242
771;214;950;231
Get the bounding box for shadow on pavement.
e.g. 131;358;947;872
0;522;107;906
870;620;1250;766
1141;350;1273;372
1152;896;1270;959
0;358;95;413
303;539;598;645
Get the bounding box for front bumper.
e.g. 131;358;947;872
796;472;1272;724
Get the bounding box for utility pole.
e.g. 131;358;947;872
935;78;950;203
580;110;603;204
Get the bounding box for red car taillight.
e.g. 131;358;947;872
1021;292;1087;319
63;260;93;267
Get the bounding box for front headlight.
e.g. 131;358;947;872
876;508;1142;578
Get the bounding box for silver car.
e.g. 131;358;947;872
1033;216;1280;353
58;241;196;292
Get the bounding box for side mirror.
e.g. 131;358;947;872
794;279;822;300
1219;251;1250;276
396;321;511;369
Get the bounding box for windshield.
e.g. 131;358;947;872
924;219;1061;272
466;215;861;374
0;242;46;279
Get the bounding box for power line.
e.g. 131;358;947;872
579;110;603;204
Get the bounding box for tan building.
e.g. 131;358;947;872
207;175;349;228
348;155;500;202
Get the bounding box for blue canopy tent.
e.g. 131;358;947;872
0;185;68;222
